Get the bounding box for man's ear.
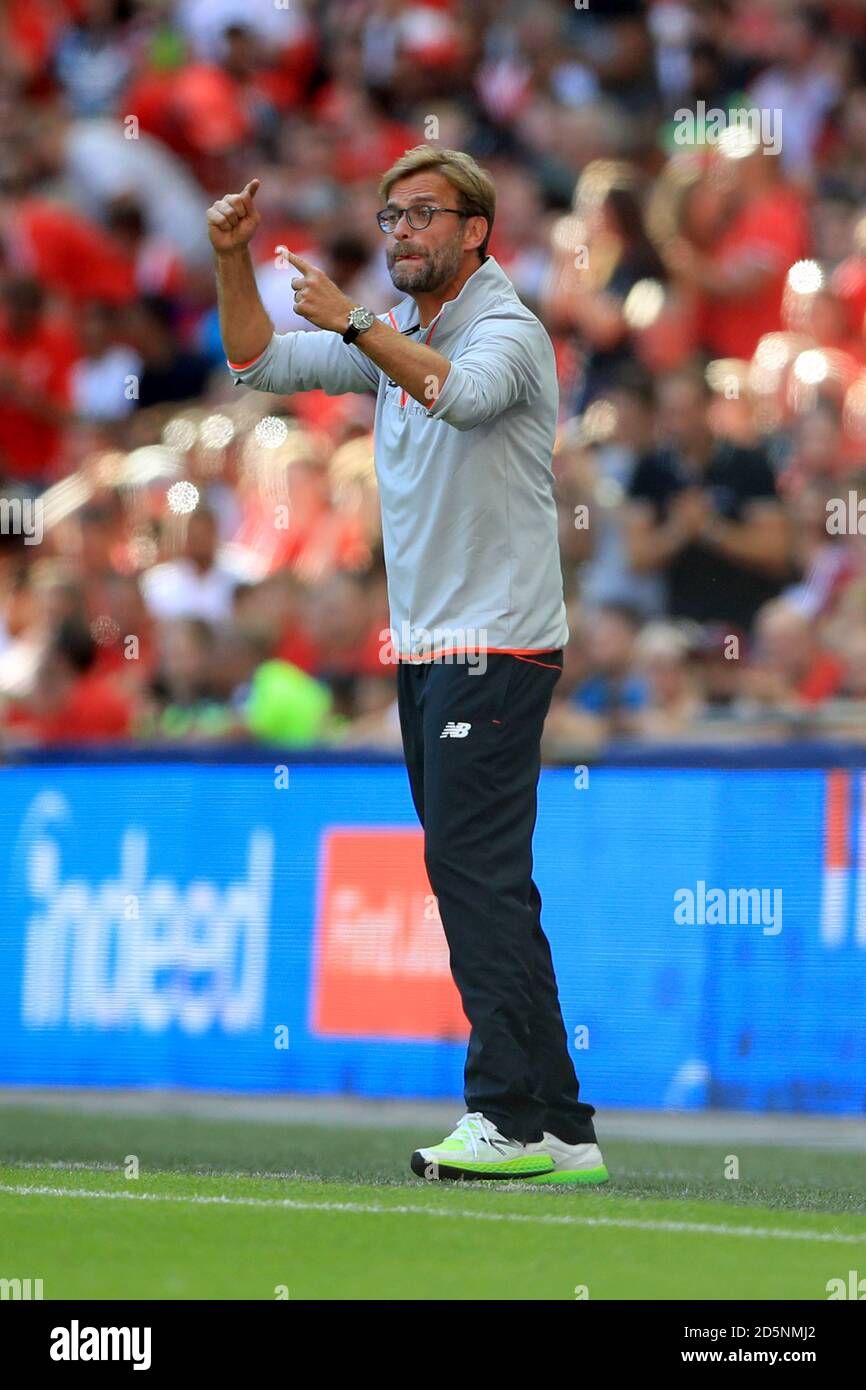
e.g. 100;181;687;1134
465;214;488;256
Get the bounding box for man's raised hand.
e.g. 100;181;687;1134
207;179;261;254
285;250;354;334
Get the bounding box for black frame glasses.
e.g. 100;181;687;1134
376;204;475;234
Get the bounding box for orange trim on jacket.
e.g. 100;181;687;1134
227;346;268;371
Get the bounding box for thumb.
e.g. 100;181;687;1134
243;179;261;201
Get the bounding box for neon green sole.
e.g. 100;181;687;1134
522;1165;610;1185
432;1155;555;1173
411;1151;555;1178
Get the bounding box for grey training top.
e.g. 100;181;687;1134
228;254;569;659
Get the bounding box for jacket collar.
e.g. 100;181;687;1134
388;255;513;339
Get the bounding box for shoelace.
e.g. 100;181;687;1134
449;1112;503;1158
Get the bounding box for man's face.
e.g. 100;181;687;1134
658;379;706;445
186;515;216;568
383;172;480;293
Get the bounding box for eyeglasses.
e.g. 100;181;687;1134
376;204;475;233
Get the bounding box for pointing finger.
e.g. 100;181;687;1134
284;250;316;275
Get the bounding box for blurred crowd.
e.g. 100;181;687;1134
3;0;866;751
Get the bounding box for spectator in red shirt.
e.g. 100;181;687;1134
88;571;158;699
3;613;133;744
7;195;136;306
667;143;810;360
106;199;187;300
0;0;66;92
275;570;393;718
745;598;844;710
0;277;78;487
119;21;312;184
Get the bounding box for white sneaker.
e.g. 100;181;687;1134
521;1132;610;1185
410;1112;556;1181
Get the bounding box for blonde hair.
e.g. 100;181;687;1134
378;146;496;260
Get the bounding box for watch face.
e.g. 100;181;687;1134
350;307;374;331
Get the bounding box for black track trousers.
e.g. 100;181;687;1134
396;649;597;1146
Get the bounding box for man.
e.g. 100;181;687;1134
626;367;790;634
141;507;239;625
666;141;809;361
0;277;77;490
210;145;607;1185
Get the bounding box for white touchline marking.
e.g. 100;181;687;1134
0;1183;863;1244
8;1159;121;1172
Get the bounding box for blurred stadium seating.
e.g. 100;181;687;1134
3;0;866;750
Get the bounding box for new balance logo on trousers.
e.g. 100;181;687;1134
397;650;605;1183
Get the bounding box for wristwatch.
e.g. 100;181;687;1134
343;306;376;344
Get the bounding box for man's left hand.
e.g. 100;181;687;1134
284;250;354;333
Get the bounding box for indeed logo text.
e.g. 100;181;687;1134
19;794;273;1033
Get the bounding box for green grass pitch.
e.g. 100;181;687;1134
1;1101;864;1300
